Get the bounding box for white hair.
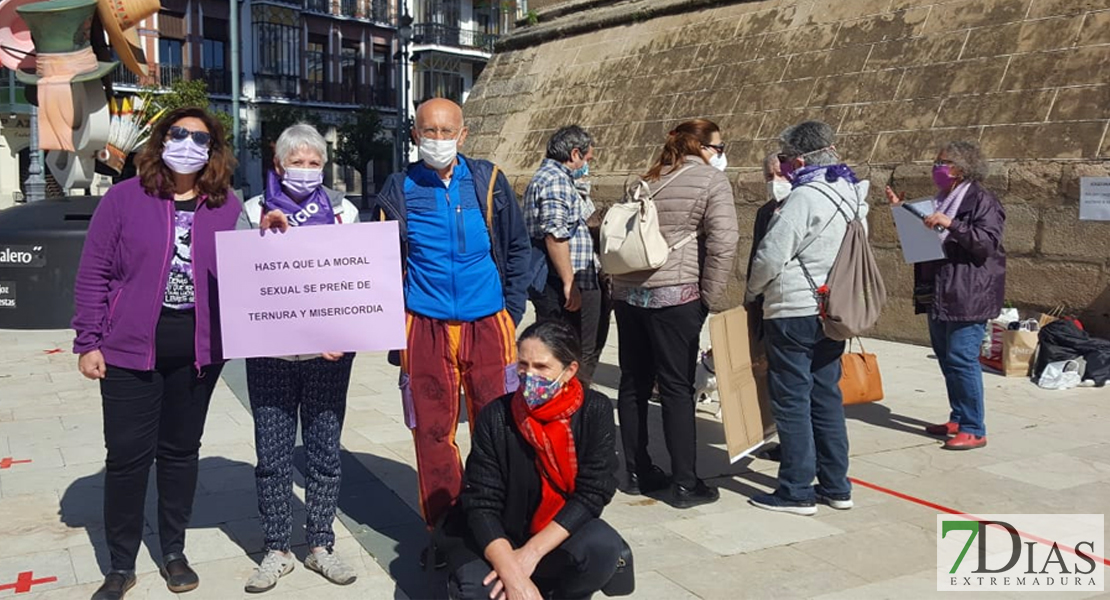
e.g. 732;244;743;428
274;123;326;166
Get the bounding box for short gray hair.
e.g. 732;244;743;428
762;153;778;178
546;125;593;162
780;120;839;166
275;123;327;166
941;140;989;182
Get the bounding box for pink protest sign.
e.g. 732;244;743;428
215;221;406;359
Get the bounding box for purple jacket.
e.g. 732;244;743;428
72;177;242;370
914;181;1006;322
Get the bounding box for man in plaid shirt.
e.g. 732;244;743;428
523;125;603;385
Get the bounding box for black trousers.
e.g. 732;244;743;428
531;277;603;386
615;299;707;488
450;519;623;600
100;359;222;571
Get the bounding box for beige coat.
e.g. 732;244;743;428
613;157;739;312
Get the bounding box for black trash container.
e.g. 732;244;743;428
0;196;102;329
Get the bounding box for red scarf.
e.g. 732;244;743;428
511;377;585;534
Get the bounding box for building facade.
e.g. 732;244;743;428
0;0;402;208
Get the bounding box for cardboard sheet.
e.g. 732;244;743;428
708;305;776;463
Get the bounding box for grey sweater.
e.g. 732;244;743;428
746;176;871;319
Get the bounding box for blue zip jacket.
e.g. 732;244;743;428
374;155;530;324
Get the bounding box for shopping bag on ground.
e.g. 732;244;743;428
1002;329;1039;378
1037;359;1082;390
980;307;1018;372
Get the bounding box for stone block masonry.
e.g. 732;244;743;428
467;0;1110;344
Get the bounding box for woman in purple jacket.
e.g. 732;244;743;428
886;141;1005;452
72;107;241;600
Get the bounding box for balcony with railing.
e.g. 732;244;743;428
298;80;394;107
411;23;497;53
303;0;395;24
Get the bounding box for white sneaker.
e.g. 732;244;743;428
817;493;854;510
245;550;294;593
305;549;357;585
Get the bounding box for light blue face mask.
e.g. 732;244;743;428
571;162;589;180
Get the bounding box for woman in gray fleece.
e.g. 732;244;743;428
612;118;739;509
745;120;870;517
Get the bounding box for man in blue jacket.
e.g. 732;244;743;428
373;98;530;544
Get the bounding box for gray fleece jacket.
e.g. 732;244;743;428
745;175;871;320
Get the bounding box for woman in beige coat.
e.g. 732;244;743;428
613;119;739;509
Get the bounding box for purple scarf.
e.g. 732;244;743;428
791;164;860;188
264;170;335;227
935;181;971;242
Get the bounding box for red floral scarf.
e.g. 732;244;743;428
511;377;585;534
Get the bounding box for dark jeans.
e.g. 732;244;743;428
531;277;603;386
928;318;987;436
615;299;706;488
450;519;623;600
763;316;850;502
246;354;354;551
100;360;222;571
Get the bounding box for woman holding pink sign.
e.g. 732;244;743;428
72;107;241;600
237;123;362;593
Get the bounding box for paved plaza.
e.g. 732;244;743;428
1;309;1109;599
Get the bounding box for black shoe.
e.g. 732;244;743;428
160;553;199;593
419;546;447;570
670;479;720;509
625;465;670;496
92;571;136;600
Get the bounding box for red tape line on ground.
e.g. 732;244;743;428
849;476;1110;568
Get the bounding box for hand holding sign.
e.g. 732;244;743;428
261;210;290;232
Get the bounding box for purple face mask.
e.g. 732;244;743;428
162;138;210;175
779;159;796;181
933;164;956;191
282;168;325;200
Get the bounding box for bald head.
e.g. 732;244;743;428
414;98;465;140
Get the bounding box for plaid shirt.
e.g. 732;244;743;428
523;159;598;290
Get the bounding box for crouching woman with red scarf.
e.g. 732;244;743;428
440;320;625;600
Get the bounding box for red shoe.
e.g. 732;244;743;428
943;432;987;450
926;421;959;436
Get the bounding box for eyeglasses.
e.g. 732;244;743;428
419;127;460;139
933;160;955;167
703;143;726;155
168;125;211;147
776;152;796;163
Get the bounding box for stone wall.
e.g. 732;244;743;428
465;0;1110;344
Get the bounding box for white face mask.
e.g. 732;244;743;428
768;180;792;202
709;152;727;172
418;134;459;170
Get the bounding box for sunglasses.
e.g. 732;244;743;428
703;143;726;155
168;125;212;147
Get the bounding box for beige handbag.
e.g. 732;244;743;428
599;166;695;275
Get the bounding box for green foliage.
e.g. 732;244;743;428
245;106;328;161
334;107;392;186
526;9;539;25
146;79;234;142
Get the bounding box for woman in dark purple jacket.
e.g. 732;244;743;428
72;107;241;600
886;141;1005;452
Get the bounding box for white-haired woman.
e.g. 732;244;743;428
237;123;361;593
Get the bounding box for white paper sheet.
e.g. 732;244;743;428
1080;177;1110;221
892;198;946;264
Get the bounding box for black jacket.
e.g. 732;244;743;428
914;181;1006;322
459;390;618;552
